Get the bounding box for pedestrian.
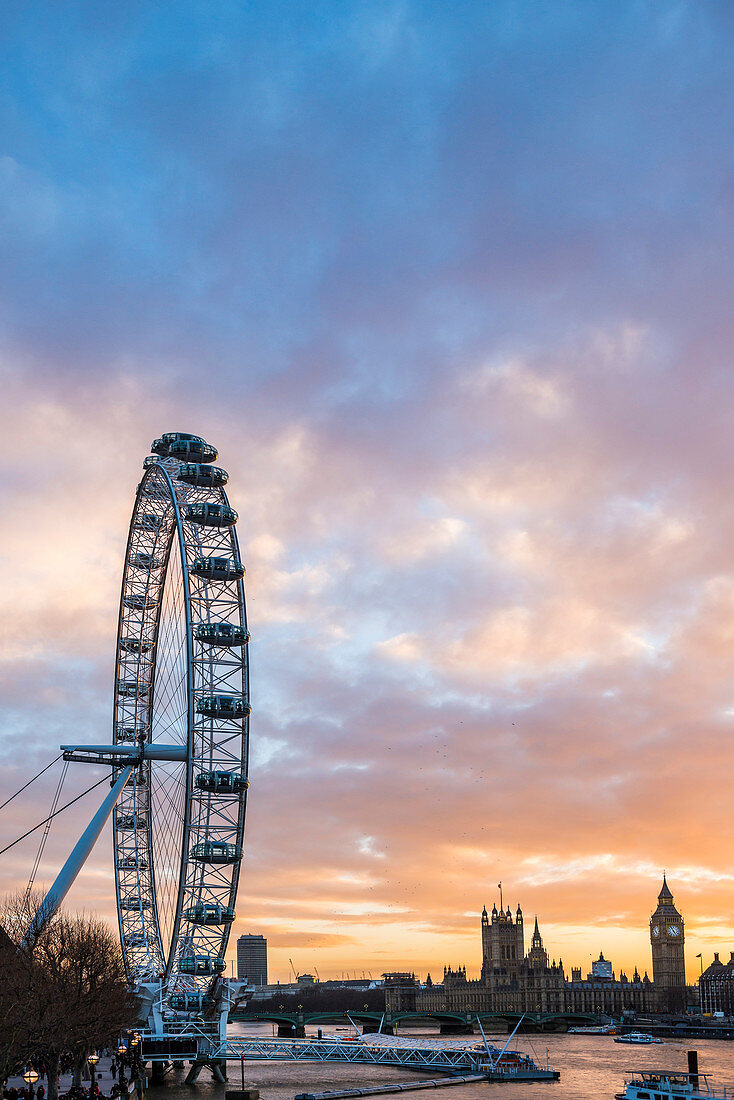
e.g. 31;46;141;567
37;1086;45;1100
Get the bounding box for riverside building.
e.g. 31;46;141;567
699;953;734;1015
412;883;673;1019
237;933;268;986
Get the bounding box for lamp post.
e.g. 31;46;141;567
117;1043;128;1097
128;1034;143;1100
87;1054;99;1098
23;1068;39;1100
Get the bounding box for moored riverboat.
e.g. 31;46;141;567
615;1052;730;1100
615;1070;730;1099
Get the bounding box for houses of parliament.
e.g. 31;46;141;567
412;877;687;1017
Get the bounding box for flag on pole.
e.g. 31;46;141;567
696;953;702;958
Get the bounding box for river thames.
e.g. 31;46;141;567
145;1023;734;1100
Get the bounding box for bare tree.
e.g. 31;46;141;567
0;892;53;1085
31;911;137;1100
0;895;137;1099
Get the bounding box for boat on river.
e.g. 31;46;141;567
615;1052;730;1099
568;1023;618;1034
615;1070;730;1099
615;1031;664;1044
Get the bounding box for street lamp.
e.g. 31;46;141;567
88;1054;99;1097
127;1036;144;1098
23;1068;39;1100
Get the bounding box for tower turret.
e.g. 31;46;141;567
650;875;686;1011
527;916;548;969
483;887;522;983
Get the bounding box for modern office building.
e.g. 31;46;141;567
237;933;268;985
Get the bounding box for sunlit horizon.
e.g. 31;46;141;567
2;2;734;994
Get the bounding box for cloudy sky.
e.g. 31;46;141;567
2;0;734;984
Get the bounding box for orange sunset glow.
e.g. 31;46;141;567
2;4;734;997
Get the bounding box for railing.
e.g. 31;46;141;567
208;1036;488;1075
623;1074;729;1098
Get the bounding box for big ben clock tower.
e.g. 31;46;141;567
650;875;686;1011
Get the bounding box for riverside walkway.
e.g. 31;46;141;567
6;1055;122;1097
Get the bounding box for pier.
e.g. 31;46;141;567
140;1030;558;1083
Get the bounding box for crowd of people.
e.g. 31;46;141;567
4;1051;143;1100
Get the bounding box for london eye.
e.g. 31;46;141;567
110;432;250;1007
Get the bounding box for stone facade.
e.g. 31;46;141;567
414;896;658;1018
699;952;734;1015
650;875;686;1012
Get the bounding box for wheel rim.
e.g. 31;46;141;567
113;435;249;1003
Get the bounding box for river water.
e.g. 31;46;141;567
145;1023;734;1100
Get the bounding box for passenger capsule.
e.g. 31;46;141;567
131;552;161;571
151;433;218;463
117;855;148;870
178;955;226;976
120;638;153;654
133;513;163;531
123;594;157;612
195;622;249;647
196;694;251;719
191;556;244;581
183;903;235;925
115;724;148;743
195;770;249;794
117;680;150;699
177;463;229;488
117;813;147;830
190;841;243;865
120;895;151;911
185;502;238;528
123;932;146;947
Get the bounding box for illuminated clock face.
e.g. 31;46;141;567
652;925;660;938
667;924;681;937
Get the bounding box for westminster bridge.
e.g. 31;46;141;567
229;1008;599;1036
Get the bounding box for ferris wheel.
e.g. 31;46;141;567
111;432;250;1006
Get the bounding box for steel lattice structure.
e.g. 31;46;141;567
112;432;250;1005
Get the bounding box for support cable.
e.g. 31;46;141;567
0;774;110;858
25;760;69;902
0;754;63;813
